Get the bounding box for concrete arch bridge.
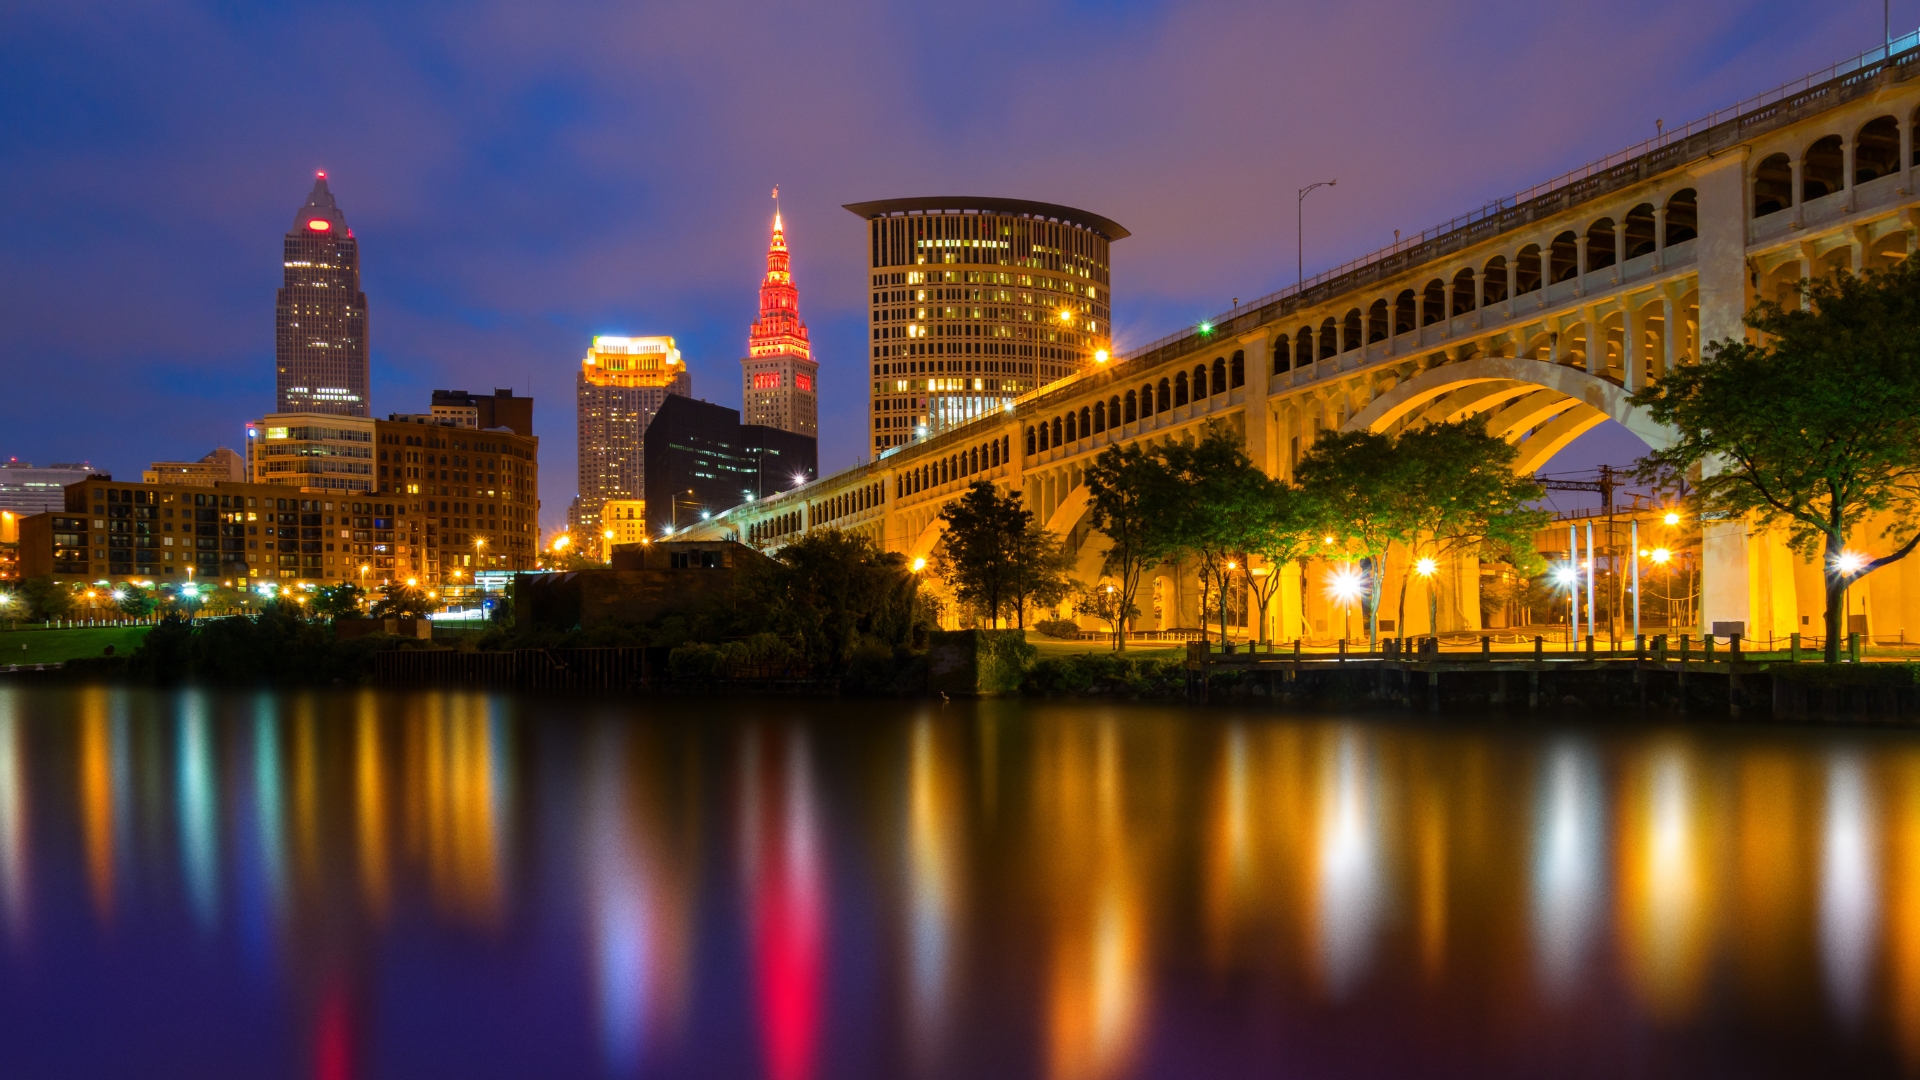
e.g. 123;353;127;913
689;44;1920;641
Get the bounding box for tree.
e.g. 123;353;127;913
1083;441;1177;650
17;576;72;623
312;582;365;622
1154;423;1273;645
1240;477;1321;643
742;529;924;670
1007;526;1074;629
1294;429;1414;648
116;586;158;619
1632;261;1920;662
1390;418;1549;636
371;582;436;619
935;481;1030;627
1074;581;1137;648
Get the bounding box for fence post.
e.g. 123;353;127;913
1790;632;1801;662
1850;632;1863;663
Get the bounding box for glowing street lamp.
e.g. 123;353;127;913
911;557;926;573
1326;563;1366;643
1553;563;1580;646
1663;511;1681;526
1414;557;1439;638
1832;550;1872;643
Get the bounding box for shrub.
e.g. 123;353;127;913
1033;619;1083;640
1021;652;1185;698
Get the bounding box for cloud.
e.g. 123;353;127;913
0;0;1880;529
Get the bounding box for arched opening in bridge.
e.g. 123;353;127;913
1394;289;1416;334
1857;115;1901;182
1422;279;1445;325
1586;218;1616;273
1514;246;1541;295
1549;232;1579;283
1623;204;1656;258
1665;188;1698;242
1753;155;1793;217
1368;299;1389;342
1483;256;1508;304
1802;135;1845;201
1451;267;1476;314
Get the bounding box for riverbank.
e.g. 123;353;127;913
0;626;151;665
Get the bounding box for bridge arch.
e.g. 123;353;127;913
1342;356;1675;472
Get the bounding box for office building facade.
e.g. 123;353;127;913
575;336;691;547
643;395;815;538
236;390;540;584
375;406;540;580
0;460;97;515
844;197;1127;452
600;499;647;548
276;173;370;417
740;211;819;437
17;476;425;586
145;447;246;486
246;414;378;493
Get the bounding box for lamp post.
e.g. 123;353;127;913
472;538;488;613
670;488;697;534
1298;179;1337;289
1414;557;1438;639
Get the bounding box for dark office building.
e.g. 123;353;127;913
276;172;370;417
643;396;816;537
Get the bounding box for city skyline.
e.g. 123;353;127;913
0;0;1887;535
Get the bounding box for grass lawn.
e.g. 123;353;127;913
1024;634;1185;662
0;626;150;665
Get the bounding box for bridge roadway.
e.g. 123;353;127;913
684;40;1920;643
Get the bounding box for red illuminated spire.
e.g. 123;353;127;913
749;211;811;362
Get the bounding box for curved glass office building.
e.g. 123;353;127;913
845;197;1127;452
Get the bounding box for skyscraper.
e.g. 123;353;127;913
573;335;691;547
276;173;370;416
740;209;819;437
845;197;1126;452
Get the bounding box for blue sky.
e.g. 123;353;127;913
0;0;1900;532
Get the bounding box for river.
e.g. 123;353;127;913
0;686;1913;1077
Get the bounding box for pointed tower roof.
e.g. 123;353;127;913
291;171;348;234
748;210;810;362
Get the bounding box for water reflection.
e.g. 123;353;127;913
1820;751;1879;1028
586;719;699;1076
0;694;25;939
903;715;962;1073
1531;740;1602;998
1314;728;1380;999
3;688;1920;1076
741;725;825;1080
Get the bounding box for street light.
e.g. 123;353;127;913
911;557;926;573
1554;564;1579;646
1298;179;1338;289
1663;511;1681;526
1414;557;1438;638
1327;563;1365;644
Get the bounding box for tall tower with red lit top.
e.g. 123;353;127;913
741;207;818;437
276;173;370;416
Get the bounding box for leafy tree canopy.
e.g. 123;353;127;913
1632;260;1920;660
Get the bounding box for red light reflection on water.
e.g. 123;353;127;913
740;728;825;1080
